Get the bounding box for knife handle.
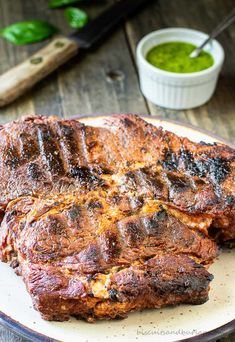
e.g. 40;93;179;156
0;36;78;107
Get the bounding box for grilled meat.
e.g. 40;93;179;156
0;114;234;321
22;254;213;322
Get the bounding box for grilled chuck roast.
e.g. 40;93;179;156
0;114;234;321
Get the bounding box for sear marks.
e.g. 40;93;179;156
161;148;179;171
19;132;39;160
179;150;231;183
99;227;121;262
4;145;21;170
162;148;232;184
0;114;234;215
111;254;213;305
27;163;43;181
69;166;106;189
0;114;234;322
37;123;65;177
136;168;166;200
117;217;146;247
204;157;231;183
67;204;81;221
55;121;84;174
115;206;218;264
141;206;167;236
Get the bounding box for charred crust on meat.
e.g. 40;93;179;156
110;195;121;205
48;217;66;235
126;222;142;240
87;141;97;150
225;195;235;206
79;244;100;264
161;149;178;171
10;259;19;269
93;165;113;175
121;117;135;128
141;208;167;235
166;172;191;193
152;273;212;295
27;163;42;180
4;146;21;169
138;168;165;197
19;222;25;232
58;125;79;155
86;274;97;282
129;197;144;210
155;205;167;219
108;288;119;301
19;132;39;159
119;221;145;245
206;157;231;183
69;166;105;188
37;124;64;176
123;171;137;190
101;229;121;260
179;149;203;176
86;200;103;210
142;216;162;235
199;141;217;146
125;171;136;180
0;114;233;322
178;149;231;183
58;122;74;137
67;204;81;220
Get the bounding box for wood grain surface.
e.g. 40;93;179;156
0;0;234;341
0;35;78;107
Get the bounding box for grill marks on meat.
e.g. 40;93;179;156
0;117;107;205
37;123;65;177
118;166;220;213
115;206;217;264
0;114;234;214
55;121;84;171
0;114;234;322
107;114;235;212
0;193;218;267
19;132;39;161
21;253;213;321
161;146;232;184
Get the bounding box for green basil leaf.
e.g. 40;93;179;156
64;7;88;29
0;20;57;45
49;0;82;9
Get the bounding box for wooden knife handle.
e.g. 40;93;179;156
0;36;78;107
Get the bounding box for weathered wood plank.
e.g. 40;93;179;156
0;0;35;121
55;1;148;118
125;0;235;143
15;0;67;117
0;0;148;120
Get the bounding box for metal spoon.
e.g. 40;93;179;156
190;7;235;58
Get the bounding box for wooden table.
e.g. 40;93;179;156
0;0;234;341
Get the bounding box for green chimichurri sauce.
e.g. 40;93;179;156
146;42;214;73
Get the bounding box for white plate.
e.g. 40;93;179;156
0;115;234;342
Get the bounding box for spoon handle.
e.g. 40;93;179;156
191;7;235;58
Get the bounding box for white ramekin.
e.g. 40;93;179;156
136;28;224;110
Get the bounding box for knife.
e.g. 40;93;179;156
0;0;151;107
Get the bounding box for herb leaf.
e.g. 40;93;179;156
0;20;57;45
64;7;88;29
49;0;82;9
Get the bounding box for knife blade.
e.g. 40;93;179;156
70;0;150;49
0;0;152;107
